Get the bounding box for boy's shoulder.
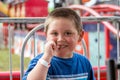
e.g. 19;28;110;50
30;53;43;62
74;52;92;67
73;52;90;62
74;52;86;58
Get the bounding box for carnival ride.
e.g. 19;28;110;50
0;1;120;80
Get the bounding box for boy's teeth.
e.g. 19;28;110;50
58;45;66;50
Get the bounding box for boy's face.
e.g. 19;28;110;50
46;18;82;57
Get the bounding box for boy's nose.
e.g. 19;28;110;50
57;35;64;41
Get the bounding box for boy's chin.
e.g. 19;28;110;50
55;51;73;58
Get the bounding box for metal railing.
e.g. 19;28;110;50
0;16;120;22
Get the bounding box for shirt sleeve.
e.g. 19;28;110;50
86;59;96;80
22;54;43;80
88;67;96;80
82;55;96;80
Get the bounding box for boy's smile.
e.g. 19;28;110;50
57;42;68;50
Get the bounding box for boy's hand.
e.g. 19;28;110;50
43;40;57;59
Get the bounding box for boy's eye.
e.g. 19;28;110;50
51;32;58;36
64;32;72;36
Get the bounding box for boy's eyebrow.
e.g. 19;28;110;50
50;30;57;31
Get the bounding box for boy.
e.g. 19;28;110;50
23;7;95;80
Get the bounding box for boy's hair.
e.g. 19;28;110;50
44;7;83;34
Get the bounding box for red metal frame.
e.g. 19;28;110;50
84;4;120;16
0;71;20;80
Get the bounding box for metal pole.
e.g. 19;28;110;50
20;24;44;79
97;22;101;80
117;21;120;80
33;33;37;57
8;24;12;80
0;16;120;22
81;39;87;56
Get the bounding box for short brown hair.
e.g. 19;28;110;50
44;8;83;34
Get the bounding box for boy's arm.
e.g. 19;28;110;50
22;54;51;80
26;55;52;80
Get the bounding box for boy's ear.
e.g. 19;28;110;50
78;30;84;42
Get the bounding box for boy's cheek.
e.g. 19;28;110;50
47;36;56;40
46;37;57;43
